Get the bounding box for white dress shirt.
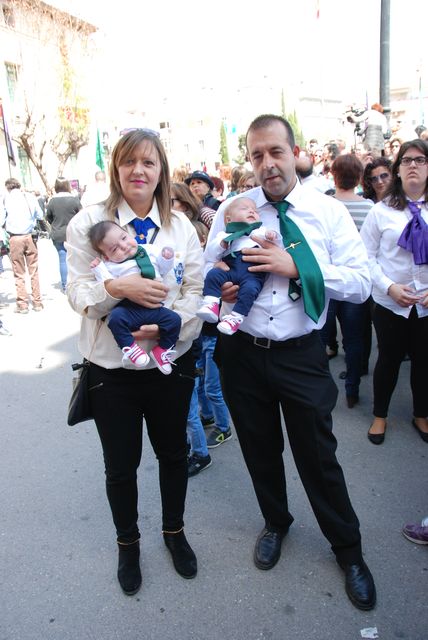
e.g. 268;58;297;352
66;199;203;368
206;181;371;341
360;199;428;318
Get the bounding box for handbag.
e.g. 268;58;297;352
67;360;92;426
0;229;9;256
67;321;102;426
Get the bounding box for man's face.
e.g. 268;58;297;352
247;121;298;201
189;179;210;200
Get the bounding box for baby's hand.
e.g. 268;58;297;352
161;246;174;260
265;230;279;242
90;257;101;268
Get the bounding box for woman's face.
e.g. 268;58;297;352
397;146;428;195
118;140;161;210
171;193;188;213
369;166;392;200
239;177;257;192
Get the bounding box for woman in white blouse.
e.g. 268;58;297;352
66;130;203;594
360;139;428;445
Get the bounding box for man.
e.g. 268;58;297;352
295;151;333;194
208;115;375;610
81;170;109;208
185;171;221;211
1;178;44;313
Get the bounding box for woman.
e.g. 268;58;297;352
321;154;374;407
360;139;428;445
66;130;204;594
171;182;216;228
237;171;257;193
362;158;392;203
46;177;81;292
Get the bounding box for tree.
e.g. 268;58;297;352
219;121;229;164
6;0;94;191
233;134;247;165
280;89;305;148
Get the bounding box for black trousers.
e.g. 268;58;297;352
372;303;428;418
216;330;362;564
88;349;194;543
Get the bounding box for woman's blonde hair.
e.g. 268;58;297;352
105;130;172;225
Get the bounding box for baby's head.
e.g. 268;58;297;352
88;220;137;263
224;197;260;225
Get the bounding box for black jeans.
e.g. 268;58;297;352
216;330;362;565
372;303;428;418
88;349;195;543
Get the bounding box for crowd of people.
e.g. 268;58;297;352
1;114;427;607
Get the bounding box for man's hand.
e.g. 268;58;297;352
132;324;160;341
105;274;168;308
388;283;421;308
242;237;299;278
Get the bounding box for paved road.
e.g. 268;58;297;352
1;240;426;640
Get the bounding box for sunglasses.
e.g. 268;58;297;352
369;172;390;183
119;127;160;138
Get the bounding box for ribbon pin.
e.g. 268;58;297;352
284;241;301;250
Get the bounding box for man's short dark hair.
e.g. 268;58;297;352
5;178;21;191
246;114;296;149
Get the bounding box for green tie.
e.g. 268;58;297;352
223;221;263;256
272;201;325;322
133;245;156;280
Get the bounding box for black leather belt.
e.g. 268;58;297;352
237;329;316;349
8;232;29;237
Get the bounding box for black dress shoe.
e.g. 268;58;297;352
254;527;286;570
117;540;142;595
412;419;428;443
338;560;376;610
346;395;359;409
367;421;386;445
163;530;197;579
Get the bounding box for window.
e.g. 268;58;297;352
159;122;170;129
5;62;19;101
2;3;15;27
199;140;205;152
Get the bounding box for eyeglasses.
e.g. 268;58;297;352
369;172;390;183
119;127;160;138
400;156;427;166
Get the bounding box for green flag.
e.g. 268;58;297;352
95;129;105;171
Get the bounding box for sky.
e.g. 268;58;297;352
51;0;428;115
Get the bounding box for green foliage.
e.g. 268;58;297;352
219;121;229;164
233;134;247;165
287;110;305;148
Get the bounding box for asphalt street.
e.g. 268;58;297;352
0;239;426;640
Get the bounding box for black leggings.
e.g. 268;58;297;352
372;304;428;418
88;349;195;543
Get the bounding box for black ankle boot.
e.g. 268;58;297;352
163;530;197;579
117;540;142;595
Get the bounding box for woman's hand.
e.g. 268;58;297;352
131;324;160;341
105;274;168;308
242;237;299;278
387;283;421;307
418;291;428;308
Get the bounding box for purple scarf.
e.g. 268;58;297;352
397;201;428;265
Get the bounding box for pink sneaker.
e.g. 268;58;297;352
217;314;243;335
122;343;150;368
150;345;176;375
196;301;220;323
